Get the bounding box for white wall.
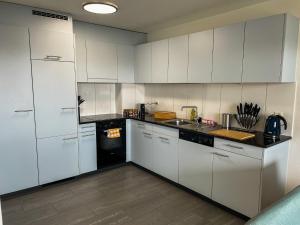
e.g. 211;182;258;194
144;83;296;135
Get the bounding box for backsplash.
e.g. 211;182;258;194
78;83;116;116
144;83;296;135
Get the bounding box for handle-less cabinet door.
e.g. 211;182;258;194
243;15;285;83
178;140;213;198
168;35;189;83
188;30;213;83
152;40;169;83
79;131;97;174
212;149;262;217
153;134;178;182
0;24;38;195
37;135;79;185
86;40;117;81
212;23;244;83
75;37;87;82
135;43;152;83
117;45;135;83
30;28;74;62
32;61;77;138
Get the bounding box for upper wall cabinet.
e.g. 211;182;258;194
75;37;87;82
117;44;135;83
168;35;189;83
152;39;169;83
86;40;117;82
30;28;74;62
243;14;299;83
135;43;152;83
212;23;245;83
188;30;213;83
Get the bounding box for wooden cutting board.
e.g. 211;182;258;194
153;111;176;120
209;129;255;141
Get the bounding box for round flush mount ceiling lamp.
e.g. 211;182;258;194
83;2;118;14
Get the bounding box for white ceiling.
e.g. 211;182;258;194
5;0;270;32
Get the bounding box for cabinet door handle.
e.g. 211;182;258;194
44;55;62;61
61;107;76;110
143;132;152;137
63;137;78;141
82;134;95;138
224;144;243;150
81;126;95;129
159;136;170;143
14;109;33;113
138;123;145;128
214;152;229;158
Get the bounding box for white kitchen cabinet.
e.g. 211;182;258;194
168;35;189;83
135;43;152;83
152;40;169;83
117;44;135;83
37;135;79;185
178;140;213;198
212;148;262;217
131;121;154;170
212;23;244;83
188;30;213;83
86;40;117;82
153;133;178;182
79;130;97;174
243;14;299;83
32;61;77;138
30;28;74;62
75;36;87;82
0;24;38;195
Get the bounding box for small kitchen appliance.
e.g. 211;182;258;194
264;114;287;139
137;103;146;120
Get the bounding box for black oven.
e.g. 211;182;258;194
96;119;126;169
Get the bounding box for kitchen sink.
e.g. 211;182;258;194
164;119;193;126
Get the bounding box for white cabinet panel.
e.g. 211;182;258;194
131;122;154;170
86;40;117;81
135;43;152;83
30;28;74;62
0;24;38;195
178;140;213;198
188;30;213;83
79;131;97;174
168;35;189;83
117;44;135;83
37;135;79;185
32;61;77;138
152;40;168;83
212;148;261;217
243;15;284;83
75;37;87;82
153;134;178;182
212;23;244;83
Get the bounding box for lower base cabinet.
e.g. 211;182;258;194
178;140;213;198
79;131;97;174
153;133;178;182
212;148;261;217
37;135;79;185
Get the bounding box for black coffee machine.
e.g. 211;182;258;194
137;103;145;120
264;114;287;138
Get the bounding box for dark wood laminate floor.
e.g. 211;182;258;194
1;165;246;225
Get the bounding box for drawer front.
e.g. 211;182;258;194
214;138;263;159
133;120;153;131
152;124;179;138
79;123;96;133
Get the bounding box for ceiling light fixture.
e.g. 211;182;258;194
83;2;118;14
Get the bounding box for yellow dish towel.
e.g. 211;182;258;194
107;128;121;139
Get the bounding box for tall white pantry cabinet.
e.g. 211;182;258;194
0;4;78;194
